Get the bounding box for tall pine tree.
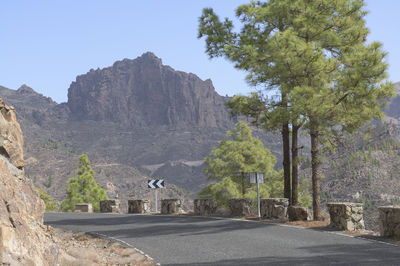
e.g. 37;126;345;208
199;0;393;220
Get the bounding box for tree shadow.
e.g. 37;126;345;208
165;243;400;266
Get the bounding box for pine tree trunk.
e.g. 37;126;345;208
310;120;322;220
282;123;291;203
291;124;299;206
241;172;245;197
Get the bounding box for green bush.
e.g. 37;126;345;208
61;154;109;212
38;188;59;212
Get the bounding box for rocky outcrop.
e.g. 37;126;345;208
67;52;231;128
0;97;60;265
327;202;365;231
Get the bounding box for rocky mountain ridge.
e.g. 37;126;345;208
67;52;231;128
1;53;400;232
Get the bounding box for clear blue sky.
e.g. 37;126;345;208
1;0;399;103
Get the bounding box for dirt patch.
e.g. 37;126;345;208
50;227;156;266
286;220;330;228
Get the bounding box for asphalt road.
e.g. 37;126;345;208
44;213;400;265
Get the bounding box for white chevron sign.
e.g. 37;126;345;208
148;179;165;189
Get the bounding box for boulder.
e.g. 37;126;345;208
194;199;217;216
379;206;400;238
161;199;183;214
75;203;93;213
128;200;151;214
260;198;289;220
326;202;365;231
100;200;120;213
288;206;312;221
228;199;254;217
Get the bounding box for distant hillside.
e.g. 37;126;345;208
1;53;399;231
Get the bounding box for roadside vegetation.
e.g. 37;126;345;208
198;0;393;220
38;188;60;212
61;154;109;212
200;122;312;208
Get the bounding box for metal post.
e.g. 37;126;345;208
257;177;261;218
155;189;158;213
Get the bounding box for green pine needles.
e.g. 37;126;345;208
200;122;283;207
61;154;109;212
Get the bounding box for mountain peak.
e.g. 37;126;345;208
67;54;230;128
17;84;37;95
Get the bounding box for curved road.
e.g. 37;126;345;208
44;213;400;265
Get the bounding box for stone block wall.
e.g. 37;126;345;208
161;199;183;214
194;199;217;216
75;203;93;213
128;200;151;214
288;205;312;221
327;202;365;231
100;200;120;213
228;199;253;217
378;206;400;238
260;198;289;220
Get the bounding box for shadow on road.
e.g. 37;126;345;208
46;214;275;238
165;243;400;266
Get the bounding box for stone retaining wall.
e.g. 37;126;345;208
75;203;93;213
228;199;253;217
326;202;365;231
128;200;151;214
260;198;289;220
378;206;400;238
100;200;120;213
161;199;183;214
194;199;217;216
288;205;312;221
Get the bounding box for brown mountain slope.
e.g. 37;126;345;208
1;54;399;232
68;52;230;128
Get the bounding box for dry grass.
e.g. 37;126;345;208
51;228;156;266
286;219;330;228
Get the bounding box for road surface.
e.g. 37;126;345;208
44;213;400;265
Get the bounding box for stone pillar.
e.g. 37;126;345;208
75;203;93;213
100;200;120;213
128;200;151;214
161;199;183;214
288;206;312;221
378;206;400;238
260;198;289;220
228;199;253;217
326;202;365;231
194;199;217;216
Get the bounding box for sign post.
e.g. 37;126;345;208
148;179;165;213
249;173;264;218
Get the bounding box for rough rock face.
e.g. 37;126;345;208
228;199;254;217
0;97;59;265
378;206;400;238
193;199;217;216
260;198;289;220
67;52;230;128
161;199;183;214
327;202;365;231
